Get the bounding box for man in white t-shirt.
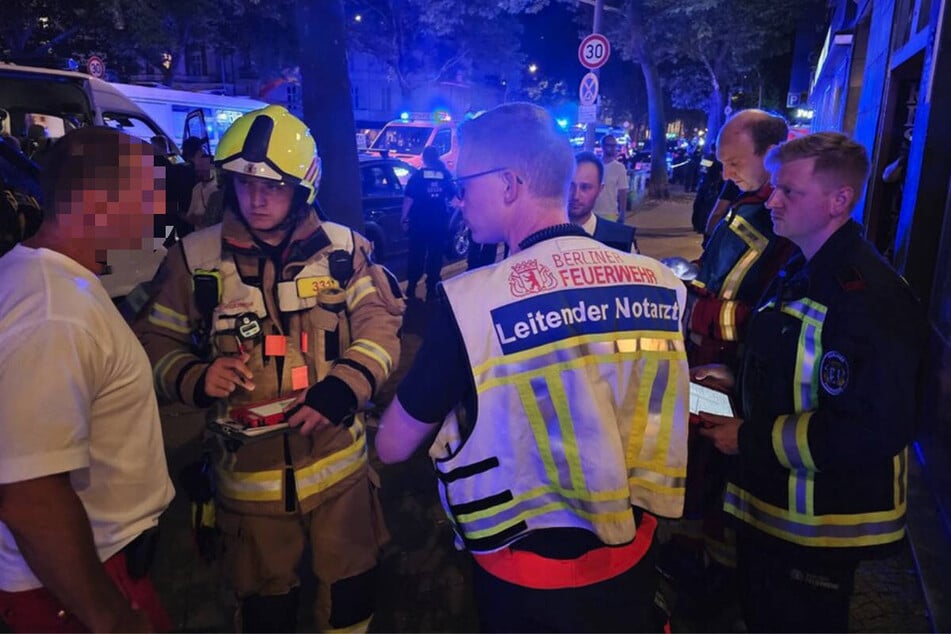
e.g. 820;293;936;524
0;127;175;633
593;134;629;222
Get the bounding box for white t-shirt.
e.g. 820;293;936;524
594;159;629;219
0;245;175;591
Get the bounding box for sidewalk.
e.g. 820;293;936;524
152;191;937;632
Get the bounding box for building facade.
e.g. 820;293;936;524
805;0;950;628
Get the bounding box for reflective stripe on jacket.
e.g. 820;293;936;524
688;184;794;351
137;208;404;515
432;235;689;553
730;221;925;555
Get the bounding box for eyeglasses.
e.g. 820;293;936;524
452;167;521;200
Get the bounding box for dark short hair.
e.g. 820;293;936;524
765;132;870;206
181;136;205;161
575;151;604;183
421;145;441;167
38;126;160;221
601;135;618;147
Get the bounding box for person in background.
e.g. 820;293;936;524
164;136;207;240
687;109;795;367
376;102;689;632
661;110;796;623
0;127;174;633
569;151;638;253
592;134;629;223
696;131;927;632
402;145;455;300
184;144;221;230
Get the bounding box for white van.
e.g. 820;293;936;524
111;83;268;154
368;114;459;170
0;63;182;299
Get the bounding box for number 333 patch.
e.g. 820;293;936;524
820;350;849;395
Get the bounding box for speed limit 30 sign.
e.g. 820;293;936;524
578;33;610;70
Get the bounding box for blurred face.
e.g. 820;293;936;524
54;137;165;273
194;151;213;181
569;161;603;222
767;157;838;257
453;145;508;244
717;130;769;192
601;137;618;161
234;173;295;234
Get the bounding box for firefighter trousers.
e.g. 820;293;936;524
217;472;389;632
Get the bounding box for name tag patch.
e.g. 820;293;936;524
297;276;339;299
491;285;681;355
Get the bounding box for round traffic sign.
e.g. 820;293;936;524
579;72;600;106
578;34;611;70
86;55;105;79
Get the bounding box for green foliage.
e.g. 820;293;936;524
344;0;528;94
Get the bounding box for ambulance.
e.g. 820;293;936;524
368;112;459;169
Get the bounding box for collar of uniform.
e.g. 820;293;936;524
725;182;772;224
518;223;588;250
802;219;862;275
220;206;327;259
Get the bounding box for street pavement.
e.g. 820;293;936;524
151;190;936;632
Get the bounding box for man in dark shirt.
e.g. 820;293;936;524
401;145;455;299
376;103;689;632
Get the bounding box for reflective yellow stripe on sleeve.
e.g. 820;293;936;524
345;275;376;311
153;349;194;400
348;338;393;375
147;303;191;334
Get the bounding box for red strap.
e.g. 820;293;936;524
473;513;657;590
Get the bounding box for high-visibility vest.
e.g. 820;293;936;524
431;235;689;553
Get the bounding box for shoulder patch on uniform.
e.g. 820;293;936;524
820;350;849;395
835;266;866;293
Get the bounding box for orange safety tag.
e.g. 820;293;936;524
300;332;308;352
264;335;287;357
291;366;310;391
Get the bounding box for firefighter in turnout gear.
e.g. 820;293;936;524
136;105;404;632
696;132;927;632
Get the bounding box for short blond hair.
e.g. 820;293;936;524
765;132;870;206
457;103;573;201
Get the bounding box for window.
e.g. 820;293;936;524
432;128;452;155
187;49;206;77
102;112;165;144
361;165;402;197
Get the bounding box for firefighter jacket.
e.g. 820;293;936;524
137;207;404;515
687;184;795;361
728;220;926;559
429;234;690;553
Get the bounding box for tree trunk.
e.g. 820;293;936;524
296;0;363;232
707;86;726;143
641;60;669;199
